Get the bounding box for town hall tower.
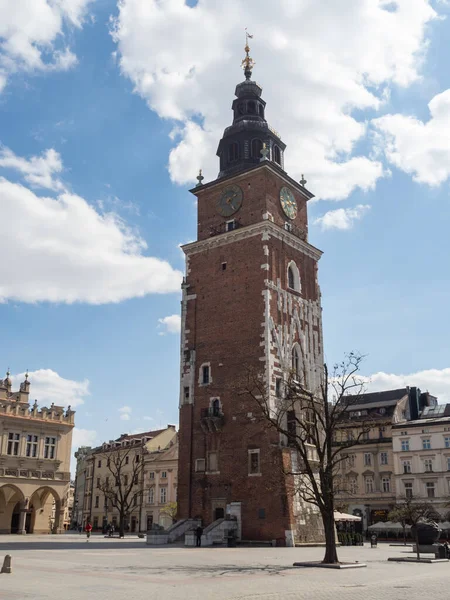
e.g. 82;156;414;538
177;42;324;545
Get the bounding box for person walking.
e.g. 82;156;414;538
195;525;203;548
85;521;93;542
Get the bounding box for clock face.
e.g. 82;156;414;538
216;184;243;217
280;186;297;220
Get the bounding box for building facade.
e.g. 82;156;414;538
74;426;177;532
177;47;324;545
335;387;437;530
0;371;74;534
393;403;450;516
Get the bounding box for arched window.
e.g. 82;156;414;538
288;266;295;289
292;345;301;379
259;104;264;118
273;145;281;165
251;138;263;158
287;261;301;293
228;142;239;162
248;101;256;114
211;398;220;417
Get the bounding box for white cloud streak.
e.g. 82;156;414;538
314;204;371;231
0;146;65;191
11;369;89;408
372;89;450;186
158;314;181;335
0;0;92;90
0;149;183;304
364;367;450;405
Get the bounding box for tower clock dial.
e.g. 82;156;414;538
216;184;243;217
280;186;297;220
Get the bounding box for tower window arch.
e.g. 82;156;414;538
228;142;239;162
251;138;263;158
292;344;301;380
259;104;264;118
248;101;256;114
287;261;301;293
273;145;281;165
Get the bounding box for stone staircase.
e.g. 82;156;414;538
185;517;238;547
146;518;200;545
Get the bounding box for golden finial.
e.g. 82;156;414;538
241;29;255;80
196;169;204;187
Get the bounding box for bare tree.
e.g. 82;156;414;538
388;497;439;560
241;352;370;564
96;444;146;537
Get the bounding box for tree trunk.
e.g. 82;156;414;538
322;511;339;564
119;512;125;538
403;525;406;546
415;529;420;561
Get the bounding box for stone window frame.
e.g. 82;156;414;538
199;362;212;386
148;487;155;504
44;435;56;459
195;458;206;473
401;439;410;452
423;458;433;472
381;476;391;493
26;433;39;458
363;452;372;467
422;438;431;450
379;451;388;466
248;449;261;476
160;486;167;504
287;260;301;294
364;476;374;494
425;481;436;498
7;432;21;456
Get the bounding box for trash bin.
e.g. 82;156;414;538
436;544;446;559
370;534;377;548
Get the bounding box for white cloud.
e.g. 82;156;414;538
364;367;450;404
0;155;183;304
111;0;438;200
158;314;181;335
0;146;64;191
0;0;92;90
11;369;89;408
119;405;132;421
72;427;97;451
314;204;371;231
372;89;450;186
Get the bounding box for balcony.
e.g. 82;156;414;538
209;220;242;237
200;407;224;433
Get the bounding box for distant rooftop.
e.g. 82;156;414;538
345;388;408;408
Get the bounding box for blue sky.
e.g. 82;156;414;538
1;0;450;454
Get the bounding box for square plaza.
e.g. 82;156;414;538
0;536;449;600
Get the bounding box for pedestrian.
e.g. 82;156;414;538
85;521;93;542
195;525;203;548
110;524;115;537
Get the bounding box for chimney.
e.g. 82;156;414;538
408;387;420;421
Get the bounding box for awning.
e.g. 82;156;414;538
334;511;361;522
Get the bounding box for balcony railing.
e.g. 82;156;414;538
209;220;242;237
200;407;224;433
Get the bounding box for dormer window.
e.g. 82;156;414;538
273;145;281;165
228;142;239;162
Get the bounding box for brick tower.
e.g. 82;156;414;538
177;42;324;546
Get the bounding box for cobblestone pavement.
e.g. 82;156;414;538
0;535;448;600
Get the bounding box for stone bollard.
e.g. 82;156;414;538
1;555;12;574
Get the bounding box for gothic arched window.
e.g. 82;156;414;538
251;138;263;158
228;142;239;162
287;261;301;293
288;266;295;289
273;145;281;165
211;398;220;417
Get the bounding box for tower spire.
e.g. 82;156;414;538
241;29;255;80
